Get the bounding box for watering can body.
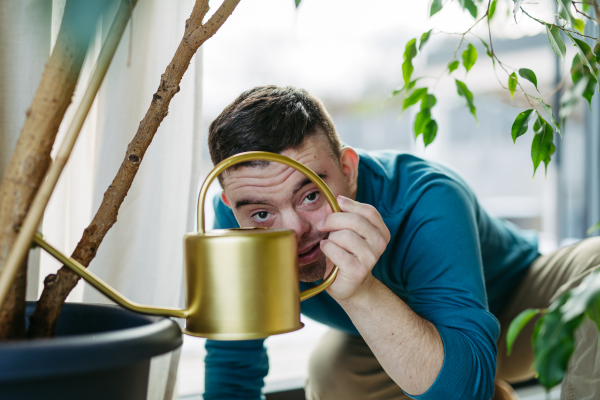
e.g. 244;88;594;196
183;228;302;339
32;151;339;340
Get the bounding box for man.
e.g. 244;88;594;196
203;85;600;400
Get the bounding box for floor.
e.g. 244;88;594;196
180;385;561;400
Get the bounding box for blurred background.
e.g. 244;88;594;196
181;0;598;398
2;0;597;399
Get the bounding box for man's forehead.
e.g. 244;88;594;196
220;134;336;190
221;162;311;194
222;161;295;182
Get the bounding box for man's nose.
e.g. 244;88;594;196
280;211;311;241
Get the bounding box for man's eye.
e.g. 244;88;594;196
252;211;271;222
302;191;319;204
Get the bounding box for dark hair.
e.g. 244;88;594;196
208;86;342;177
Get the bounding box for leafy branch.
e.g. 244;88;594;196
507;267;600;389
390;0;598;177
388;0;600;391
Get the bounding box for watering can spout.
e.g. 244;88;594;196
31;151;340;340
32;233;189;319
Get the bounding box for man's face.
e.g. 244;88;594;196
220;135;356;282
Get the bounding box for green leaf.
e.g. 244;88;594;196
464;0;478;18
423;119;438;146
577;64;598;101
419;30;433;51
533;310;583;389
507;308;540;355
462;43;478;73
531;116;555;177
588;221;600;236
574;18;585;34
571;36;599;83
575;38;599;65
534;98;561;137
513;0;523;22
582;1;591;13
518;68;539;92
511;109;535;143
295;0;301;7
402;88;428;112
389;79;421;103
532;316;543;344
595;43;600;63
585;302;600;331
430;0;443;16
561;270;600;323
402;39;418;89
448;60;460;73
558;0;574;28
560;75;590;119
414;94;437;143
421;93;437;109
414;108;432;138
508;72;518;99
479;38;493;59
488;0;497;20
546;24;566;62
571;54;599;104
455;79;478;123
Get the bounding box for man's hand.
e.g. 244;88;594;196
318;195;390;301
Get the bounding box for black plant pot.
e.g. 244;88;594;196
0;301;182;400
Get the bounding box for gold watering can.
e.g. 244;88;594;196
33;152;340;340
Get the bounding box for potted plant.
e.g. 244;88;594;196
0;0;239;398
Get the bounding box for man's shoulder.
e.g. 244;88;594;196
355;149;473;213
213;193;239;229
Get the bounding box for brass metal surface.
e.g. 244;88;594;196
183;151;340;339
195;151;340;302
32;233;187;319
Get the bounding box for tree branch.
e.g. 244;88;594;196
521;7;600;41
27;0;241;338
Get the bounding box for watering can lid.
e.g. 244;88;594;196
184;227;295;238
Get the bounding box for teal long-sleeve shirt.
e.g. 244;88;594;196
203;149;539;400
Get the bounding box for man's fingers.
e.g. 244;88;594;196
320;239;361;272
338;196;389;236
327;229;378;268
318;212;387;254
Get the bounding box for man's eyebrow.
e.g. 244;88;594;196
234;174;328;209
235;198;272;208
292;174;327;196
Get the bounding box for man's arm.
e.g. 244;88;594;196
336;275;444;396
204;339;268;399
319;184;498;399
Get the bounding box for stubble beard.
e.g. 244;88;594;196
298;254;327;282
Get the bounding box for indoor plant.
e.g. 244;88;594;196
0;0;239;398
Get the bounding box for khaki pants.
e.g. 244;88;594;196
305;237;600;400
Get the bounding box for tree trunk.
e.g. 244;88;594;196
27;0;241;339
0;1;104;339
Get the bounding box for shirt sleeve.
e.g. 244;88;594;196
203;194;269;400
398;179;500;400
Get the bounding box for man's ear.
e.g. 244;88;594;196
221;191;231;208
339;147;359;195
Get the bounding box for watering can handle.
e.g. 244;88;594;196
196;151;340;302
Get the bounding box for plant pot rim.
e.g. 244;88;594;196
0;302;182;382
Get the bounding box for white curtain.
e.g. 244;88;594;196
0;0;51;301
37;1;202;399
